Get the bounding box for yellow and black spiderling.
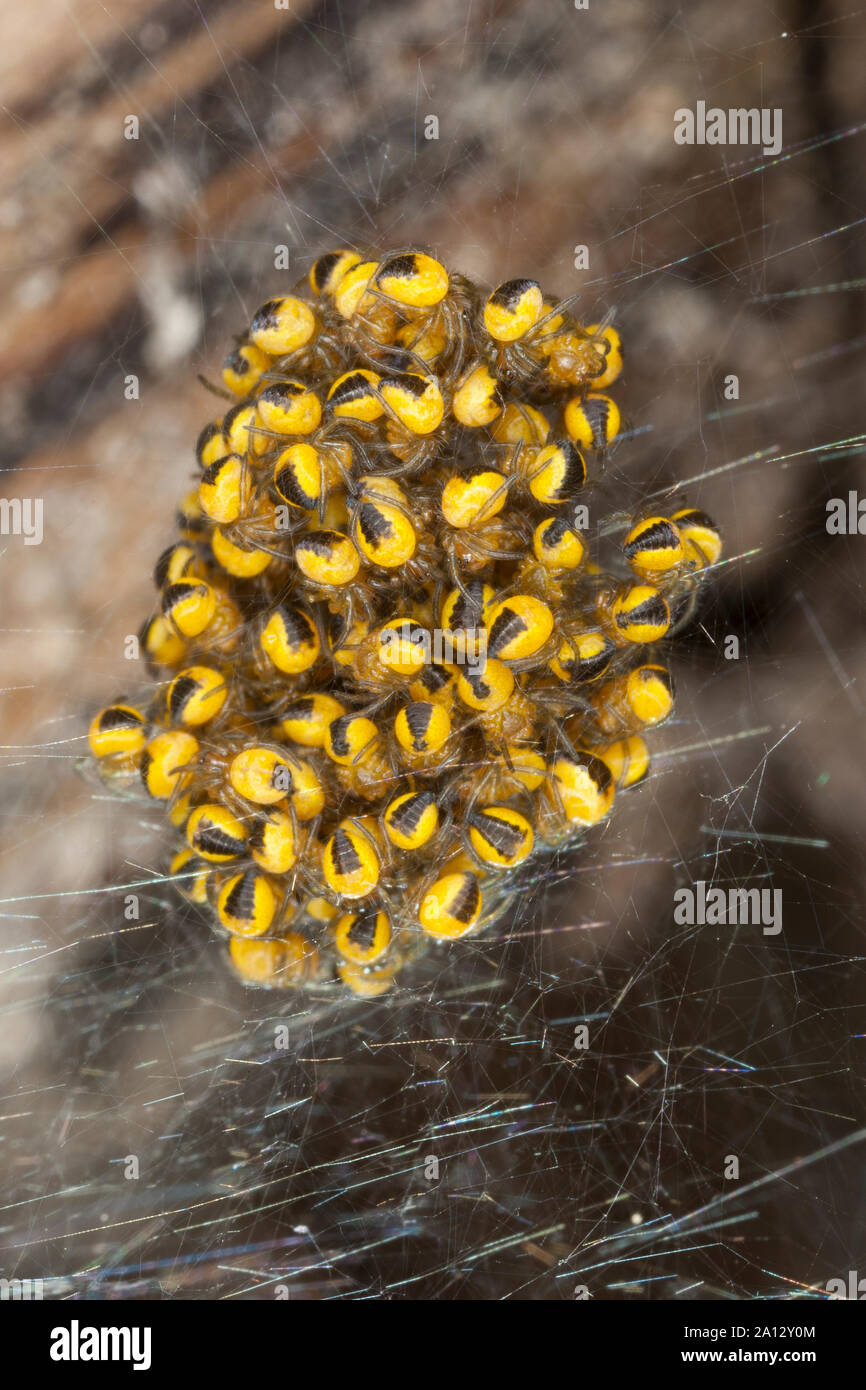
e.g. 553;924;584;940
532;515;587;575
670;506;723;568
608;584;672;646
217;868;279;938
549;630;615;684
593;735;650;790
140;613;187;670
539;751;616;842
229;934;320;989
352;484;418;570
593;663;675;736
186;804;249;862
257;380;322;437
327;368;384;422
259;604;321;676
89;704;147;760
456;658;515;713
375;251;450;309
222;342;270;397
325;713;380;767
166;666;228;726
273;441;345;516
524;440;587;506
140;730;199;800
440;579;494;651
361;618;430;683
379;372;444;436
483;278;544;343
162;579;217;638
170;848;211;906
248;807;299;875
441;469;508;529
383;788;440;851
334;907;392;965
86;245;722;997
452;362;503;427
564;392;622;451
223;401;263;459
153;542;204;590
294;529;361;587
623;515;686;577
249;295;316;356
309;248;361;297
198;454;250;525
585;323;624;390
467;805;534;869
409;660;456;707
278;693;346;748
418;870;483;939
229;746;325;818
196;420;229;470
394;701;451;758
211;524;275;579
322;820;382;900
485;595;554;665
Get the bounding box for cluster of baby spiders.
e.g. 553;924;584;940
87;248;722;998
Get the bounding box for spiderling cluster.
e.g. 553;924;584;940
86;248;722;997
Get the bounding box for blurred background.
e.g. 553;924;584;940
0;0;864;1299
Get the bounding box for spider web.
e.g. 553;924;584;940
0;0;864;1300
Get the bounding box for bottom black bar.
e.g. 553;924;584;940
2;1295;859;1375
